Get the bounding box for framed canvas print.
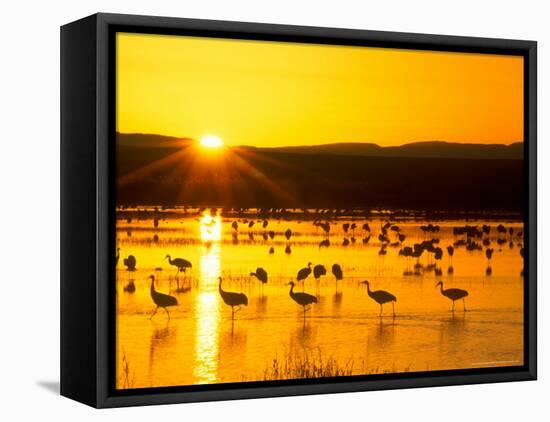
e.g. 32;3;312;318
60;13;537;408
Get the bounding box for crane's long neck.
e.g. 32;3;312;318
150;278;155;294
438;283;444;294
289;284;296;299
167;256;173;265
219;279;225;295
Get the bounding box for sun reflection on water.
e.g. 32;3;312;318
200;210;222;243
193;213;222;383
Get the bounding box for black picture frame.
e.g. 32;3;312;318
60;12;537;408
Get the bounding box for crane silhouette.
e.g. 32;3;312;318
361;280;397;317
332;263;343;291
123;255;136;272
446;245;454;274
287;281;317;319
165;255;192;275
313;264;327;281
218;277;248;319
165;254;192;291
435;281;468;312
285;228;292;240
250;267;268;293
297;262;312;283
485;248;494;275
149;275;178;319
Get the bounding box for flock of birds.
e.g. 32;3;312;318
116;216;523;320
118;249;471;320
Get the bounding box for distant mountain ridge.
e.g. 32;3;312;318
116;133;523;210
117;133;523;160
239;141;523;160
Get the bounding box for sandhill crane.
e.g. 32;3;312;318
313;264;327;281
250;267;268;284
149;275;178;319
287;281;317;318
165;255;192;275
332;263;343;282
285;228;292;240
124;255;136;272
262;220;268;229
361;280;397;317
435;281;468;312
343;223;350;233
218;277;248;319
485;248;494;275
446;245;454;273
269;246;275;254
362;223;370;232
319;239;330;248
285;245;292;254
297;262;312;283
231;221;238;231
115;248;120;266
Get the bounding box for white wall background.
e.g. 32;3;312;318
0;0;547;419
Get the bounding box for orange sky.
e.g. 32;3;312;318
116;32;524;147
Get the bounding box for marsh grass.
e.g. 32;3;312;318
257;348;411;381
119;351;135;389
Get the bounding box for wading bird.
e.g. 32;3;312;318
446;245;454;274
297;262;312;283
485;248;494;275
287;281;317;318
313;264;327;281
124;255;136;272
435;281;468;312
218;277;248;319
165;255;192;276
285;228;292;240
361;280;397;317
149;275;178;319
332;263;343;281
250;267;268;284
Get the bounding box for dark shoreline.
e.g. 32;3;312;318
115;206;524;222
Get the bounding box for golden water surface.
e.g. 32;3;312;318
115;209;524;389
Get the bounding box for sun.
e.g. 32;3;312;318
200;135;224;149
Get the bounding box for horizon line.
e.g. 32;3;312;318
116;131;523;149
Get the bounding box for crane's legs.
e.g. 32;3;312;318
452;301;455;312
150;306;158;320
165;307;171;320
379;304;383;317
231;306;242;320
392;302;395;317
463;299;467;312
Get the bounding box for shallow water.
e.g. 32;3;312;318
115;209;524;389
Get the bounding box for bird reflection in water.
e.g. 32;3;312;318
332;291;343;309
148;323;177;381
